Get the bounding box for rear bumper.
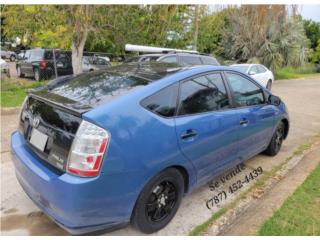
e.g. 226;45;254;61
11;131;135;234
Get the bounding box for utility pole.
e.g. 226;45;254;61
193;5;199;51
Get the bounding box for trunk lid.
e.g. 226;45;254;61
19;94;85;172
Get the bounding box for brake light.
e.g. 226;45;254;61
40;60;47;69
67;120;110;177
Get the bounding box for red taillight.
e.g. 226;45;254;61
40;60;47;69
67;121;110;177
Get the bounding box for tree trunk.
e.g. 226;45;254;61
71;30;88;75
193;5;199;51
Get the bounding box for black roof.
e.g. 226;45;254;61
107;62;186;81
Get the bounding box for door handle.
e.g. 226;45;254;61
181;129;198;140
240;118;249;125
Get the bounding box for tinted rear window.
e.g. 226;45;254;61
50;71;149;105
141;83;178;117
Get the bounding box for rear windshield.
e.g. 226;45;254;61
50;71;150;105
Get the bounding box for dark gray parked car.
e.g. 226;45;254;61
124;53;220;66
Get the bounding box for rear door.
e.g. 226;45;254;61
257;65;269;87
20;50;31;74
224;71;275;160
175;72;240;185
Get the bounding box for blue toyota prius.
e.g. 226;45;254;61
11;62;289;234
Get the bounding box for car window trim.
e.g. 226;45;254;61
223;70;268;109
175;70;234;118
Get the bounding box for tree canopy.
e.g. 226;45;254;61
1;4;317;72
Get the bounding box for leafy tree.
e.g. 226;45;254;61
197;8;229;56
303;19;320;50
219;5;311;71
2;5;111;73
312;39;320;63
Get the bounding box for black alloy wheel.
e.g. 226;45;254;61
264;122;285;156
132;168;184;233
146;181;177;223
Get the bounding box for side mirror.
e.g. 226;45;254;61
248;71;256;75
268;95;281;106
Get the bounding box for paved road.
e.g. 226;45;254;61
1;76;320;235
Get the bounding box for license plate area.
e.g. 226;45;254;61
29;128;48;152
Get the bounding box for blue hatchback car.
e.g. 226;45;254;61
11;63;289;234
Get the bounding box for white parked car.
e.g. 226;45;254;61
231;64;274;90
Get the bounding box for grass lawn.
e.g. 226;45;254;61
275;64;320;80
1;78;48;108
259;163;320;236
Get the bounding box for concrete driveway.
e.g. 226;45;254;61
1;76;320;235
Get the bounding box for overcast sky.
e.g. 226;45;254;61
299;5;320;22
209;5;320;22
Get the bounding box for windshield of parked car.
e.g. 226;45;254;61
231;65;250;73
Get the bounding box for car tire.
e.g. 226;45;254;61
264;122;285;156
34;68;41;81
131;168;184;234
17;66;24;77
266;80;272;90
10;55;16;62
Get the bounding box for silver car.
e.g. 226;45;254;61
82;56;111;72
0;59;10;77
1;47;17;62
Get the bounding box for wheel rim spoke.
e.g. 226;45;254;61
146;180;177;222
146;201;158;212
167;191;176;201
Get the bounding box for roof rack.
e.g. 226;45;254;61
125;44;199;54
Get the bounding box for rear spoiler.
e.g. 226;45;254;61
28;91;92;117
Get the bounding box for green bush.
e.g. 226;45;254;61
275;63;317;80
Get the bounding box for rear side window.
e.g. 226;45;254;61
180;56;202;65
249;65;259;74
30;50;44;61
141;56;160;62
141;83;179;117
257;65;267;73
201;56;219;65
160;56;177;63
226;72;265;107
178;73;230;115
